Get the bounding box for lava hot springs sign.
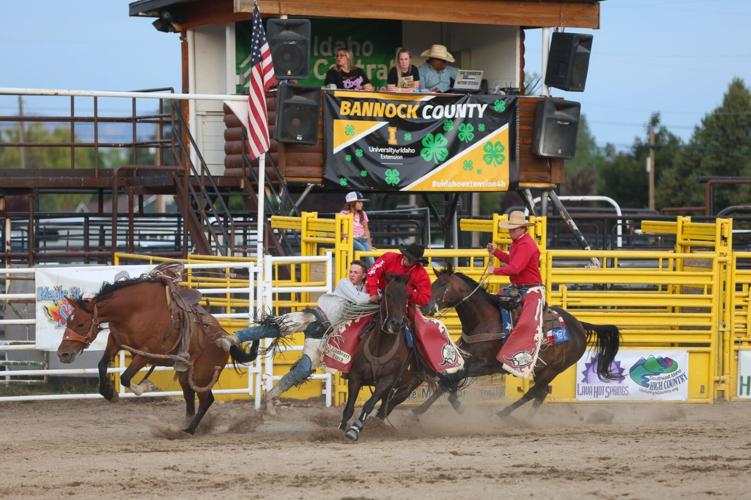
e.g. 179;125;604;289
323;91;517;192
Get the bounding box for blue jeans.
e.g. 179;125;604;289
353;237;373;265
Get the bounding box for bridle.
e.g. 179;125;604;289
62;304;101;348
379;281;407;334
434;262;491;315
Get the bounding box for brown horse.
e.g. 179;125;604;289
339;273;431;441
419;265;621;417
56;276;258;434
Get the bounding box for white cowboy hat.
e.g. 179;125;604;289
420;44;455;63
498;210;534;230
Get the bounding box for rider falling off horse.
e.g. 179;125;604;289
216;260;371;405
487;210;546;378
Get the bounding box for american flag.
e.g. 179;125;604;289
246;0;276;160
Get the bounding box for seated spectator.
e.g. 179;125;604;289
324;48;375;91
387;48;420;92
418;44;458;93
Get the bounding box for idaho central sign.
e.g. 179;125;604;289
323;91;517;192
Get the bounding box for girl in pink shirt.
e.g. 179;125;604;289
341;191;373;264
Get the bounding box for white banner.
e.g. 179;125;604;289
576;349;689;401
738;351;751;398
35;265;153;351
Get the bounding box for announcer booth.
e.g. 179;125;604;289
129;0;598;197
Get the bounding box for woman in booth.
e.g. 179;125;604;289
324;48;375;91
386;48;420;92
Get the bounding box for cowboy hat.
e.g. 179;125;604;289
399;242;427;264
498;210;534;230
420;44;455;63
345;191;368;203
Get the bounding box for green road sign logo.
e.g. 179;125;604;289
629;355;687;395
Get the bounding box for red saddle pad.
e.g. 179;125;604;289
322;313;374;373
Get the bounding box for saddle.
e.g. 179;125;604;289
143;262;220;371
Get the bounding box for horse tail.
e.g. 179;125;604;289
228;340;260;369
581;322;622;381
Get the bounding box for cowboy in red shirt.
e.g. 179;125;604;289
366;243;431;307
486;210;545;378
486;211;542;287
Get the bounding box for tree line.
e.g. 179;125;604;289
564;78;751;213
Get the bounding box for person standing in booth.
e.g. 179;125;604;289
387;48;420;92
324;48;375;91
418;44;458;93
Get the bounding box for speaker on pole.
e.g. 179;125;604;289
532;98;581;159
266;18;311;80
544;32;592;92
275;82;321;145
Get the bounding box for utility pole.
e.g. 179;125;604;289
648;125;655;211
18;96;26;169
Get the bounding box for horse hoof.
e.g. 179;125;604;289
344;428;360;442
182;427;196;435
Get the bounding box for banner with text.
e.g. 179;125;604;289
576;349;689;401
35;265;153;351
323;91;517;192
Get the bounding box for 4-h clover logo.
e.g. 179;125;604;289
384;169;400;186
355;148;364;158
360;170;368;177
482;141;506;166
420;133;449;164
339;177;349;186
443;119;454;132
463;160;473;171
458;123;475;143
344;124;355;136
403;132;413;141
345;154;352;162
477;123;486;132
493;99;506;113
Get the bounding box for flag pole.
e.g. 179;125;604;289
256;152;266;319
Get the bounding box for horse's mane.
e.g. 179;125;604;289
95;275;164;301
452;271;501;305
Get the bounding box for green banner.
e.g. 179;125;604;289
323;91;517;192
236;19;402;93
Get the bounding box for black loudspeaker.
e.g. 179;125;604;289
275;83;320;145
266;18;311;80
544;32;592;92
532;98;581;159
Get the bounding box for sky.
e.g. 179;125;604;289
1;0;749;150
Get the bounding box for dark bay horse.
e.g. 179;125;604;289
340;274;429;441
419;265;621;417
56;276;258;434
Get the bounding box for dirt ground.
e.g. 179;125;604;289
1;396;749;499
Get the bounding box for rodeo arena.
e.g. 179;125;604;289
2;1;751;498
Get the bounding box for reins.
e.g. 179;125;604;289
434;260;492;318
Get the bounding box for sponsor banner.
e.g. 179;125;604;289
323;91;517;192
738;350;751;398
35;265;153;351
236;19;401;92
576;349;689;401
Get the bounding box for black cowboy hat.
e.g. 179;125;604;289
399;242;427;264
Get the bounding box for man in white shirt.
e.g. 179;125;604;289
217;260;371;402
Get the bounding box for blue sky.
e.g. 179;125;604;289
1;0;748;149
